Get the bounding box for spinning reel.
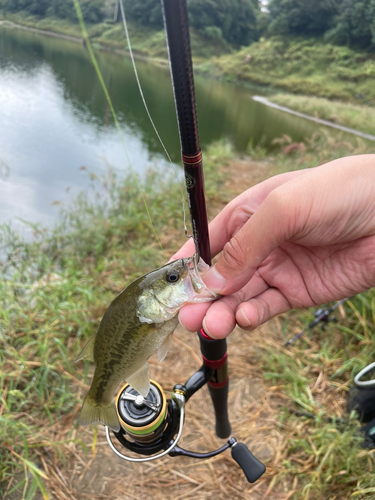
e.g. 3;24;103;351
106;365;266;483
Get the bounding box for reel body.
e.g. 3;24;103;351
106;372;266;483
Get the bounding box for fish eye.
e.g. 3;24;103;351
166;271;180;283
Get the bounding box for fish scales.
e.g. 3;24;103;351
78;255;217;432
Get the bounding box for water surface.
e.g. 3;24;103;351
0;25;345;229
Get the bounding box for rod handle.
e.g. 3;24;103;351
231;443;266;483
208;382;231;438
198;331;231;438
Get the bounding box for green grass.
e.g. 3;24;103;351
251;134;375;499
0;140;232;499
0;10;85;38
2;134;375;499
259;293;375;499
269;93;375;137
208;36;375;104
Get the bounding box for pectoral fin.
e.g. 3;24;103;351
76;335;96;363
127;363;150;397
157;333;173;363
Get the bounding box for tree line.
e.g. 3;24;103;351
1;0;375;50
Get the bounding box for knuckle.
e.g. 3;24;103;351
257;296;270;325
266;186;290;212
229;205;252;234
221;236;246;272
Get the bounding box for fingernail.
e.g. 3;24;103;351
202;317;217;339
204;266;226;294
237;308;252;328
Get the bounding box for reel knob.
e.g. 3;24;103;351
116;380;167;443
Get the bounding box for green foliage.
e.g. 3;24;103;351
122;0;260;47
267;0;342;36
211;37;375;102
1;0;106;23
0;0;50;16
267;0;375;50
187;0;260;47
122;0;163;29
325;0;375;50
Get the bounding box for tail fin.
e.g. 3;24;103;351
79;395;120;432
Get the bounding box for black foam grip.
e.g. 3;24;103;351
198;332;227;361
231;443;266;483
208;383;231;438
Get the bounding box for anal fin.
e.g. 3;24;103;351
127;363;150;398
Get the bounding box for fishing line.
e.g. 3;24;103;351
118;0;190;238
73;0;164;253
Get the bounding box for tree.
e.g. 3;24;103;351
267;0;342;37
187;0;260;46
122;0;163;28
325;0;375;49
122;0;260;47
1;0;106;23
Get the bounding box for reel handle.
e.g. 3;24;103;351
231;442;266;483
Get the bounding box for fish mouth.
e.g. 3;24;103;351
186;254;218;300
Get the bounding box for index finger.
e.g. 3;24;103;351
170;168;307;262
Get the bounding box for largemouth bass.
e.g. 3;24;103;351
78;254;217;432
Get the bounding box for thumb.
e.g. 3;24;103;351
203;188;294;295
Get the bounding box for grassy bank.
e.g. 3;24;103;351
3;10;375;104
2;11;375;137
0;10;231;60
2;134;375;499
252;134;375;498
268;93;375;137
0;141;231;499
209;37;375;104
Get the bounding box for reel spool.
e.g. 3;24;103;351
115;380;167;443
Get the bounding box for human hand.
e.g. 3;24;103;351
172;155;375;338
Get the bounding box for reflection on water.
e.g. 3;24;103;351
0;25;342;227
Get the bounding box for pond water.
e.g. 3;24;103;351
0;25;347;229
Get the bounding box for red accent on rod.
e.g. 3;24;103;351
202;353;227;370
200;328;213;340
182;150;202;166
209;378;228;389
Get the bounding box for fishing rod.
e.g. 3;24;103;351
284;297;350;347
105;0;265;483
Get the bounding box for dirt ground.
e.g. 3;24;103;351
7;158;297;500
29;321;290;500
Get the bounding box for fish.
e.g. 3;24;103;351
77;254;217;432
